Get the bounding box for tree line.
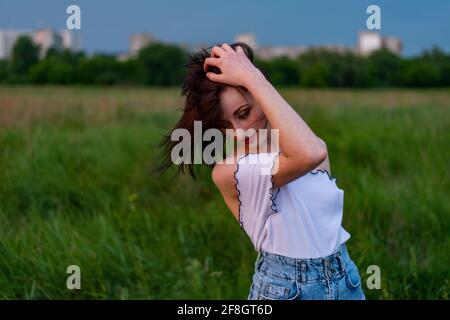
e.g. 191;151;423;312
0;35;449;87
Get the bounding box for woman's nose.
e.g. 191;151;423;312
234;126;256;140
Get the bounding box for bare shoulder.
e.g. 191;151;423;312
211;158;240;219
313;137;331;172
211;160;237;194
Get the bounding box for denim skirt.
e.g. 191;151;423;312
247;243;366;300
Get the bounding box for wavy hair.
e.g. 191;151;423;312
155;42;257;179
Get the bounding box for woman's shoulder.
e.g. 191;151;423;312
211;157;238;194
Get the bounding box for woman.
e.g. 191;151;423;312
158;42;365;300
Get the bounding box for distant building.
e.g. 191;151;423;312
33;29;63;58
0;29;32;59
130;33;154;56
357;31;382;55
0;28;80;59
234;33;258;50
312;45;355;54
242;31;402;59
117;32;156;60
234;33;304;59
357;31;402;55
60;29;80;52
257;46;307;59
118;33;184;61
381;36;402;55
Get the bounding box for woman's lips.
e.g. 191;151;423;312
245;134;256;144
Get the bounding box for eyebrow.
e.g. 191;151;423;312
233;104;249;116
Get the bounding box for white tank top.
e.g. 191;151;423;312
234;151;351;259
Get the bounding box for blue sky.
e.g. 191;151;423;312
0;0;449;56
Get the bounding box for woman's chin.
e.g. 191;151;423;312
244;137;266;152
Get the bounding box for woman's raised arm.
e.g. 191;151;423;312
204;43;327;188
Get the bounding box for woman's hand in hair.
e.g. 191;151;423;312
203;43;264;88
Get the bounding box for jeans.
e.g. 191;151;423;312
247;243;366;300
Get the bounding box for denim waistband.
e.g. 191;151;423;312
255;243;349;282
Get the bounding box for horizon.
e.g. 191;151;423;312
0;0;449;56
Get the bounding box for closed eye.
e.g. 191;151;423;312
235;105;251;120
237;110;249;120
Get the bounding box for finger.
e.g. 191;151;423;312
206;72;224;83
203;57;221;73
221;43;234;53
235;45;245;55
211;45;226;58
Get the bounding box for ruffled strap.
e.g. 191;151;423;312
234;152;281;242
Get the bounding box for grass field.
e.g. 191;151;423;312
0;85;448;299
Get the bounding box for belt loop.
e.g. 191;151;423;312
300;261;307;284
337;251;347;276
324;257;331;279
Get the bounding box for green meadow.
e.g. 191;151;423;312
0;86;448;299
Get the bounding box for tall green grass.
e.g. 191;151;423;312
0;86;448;299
